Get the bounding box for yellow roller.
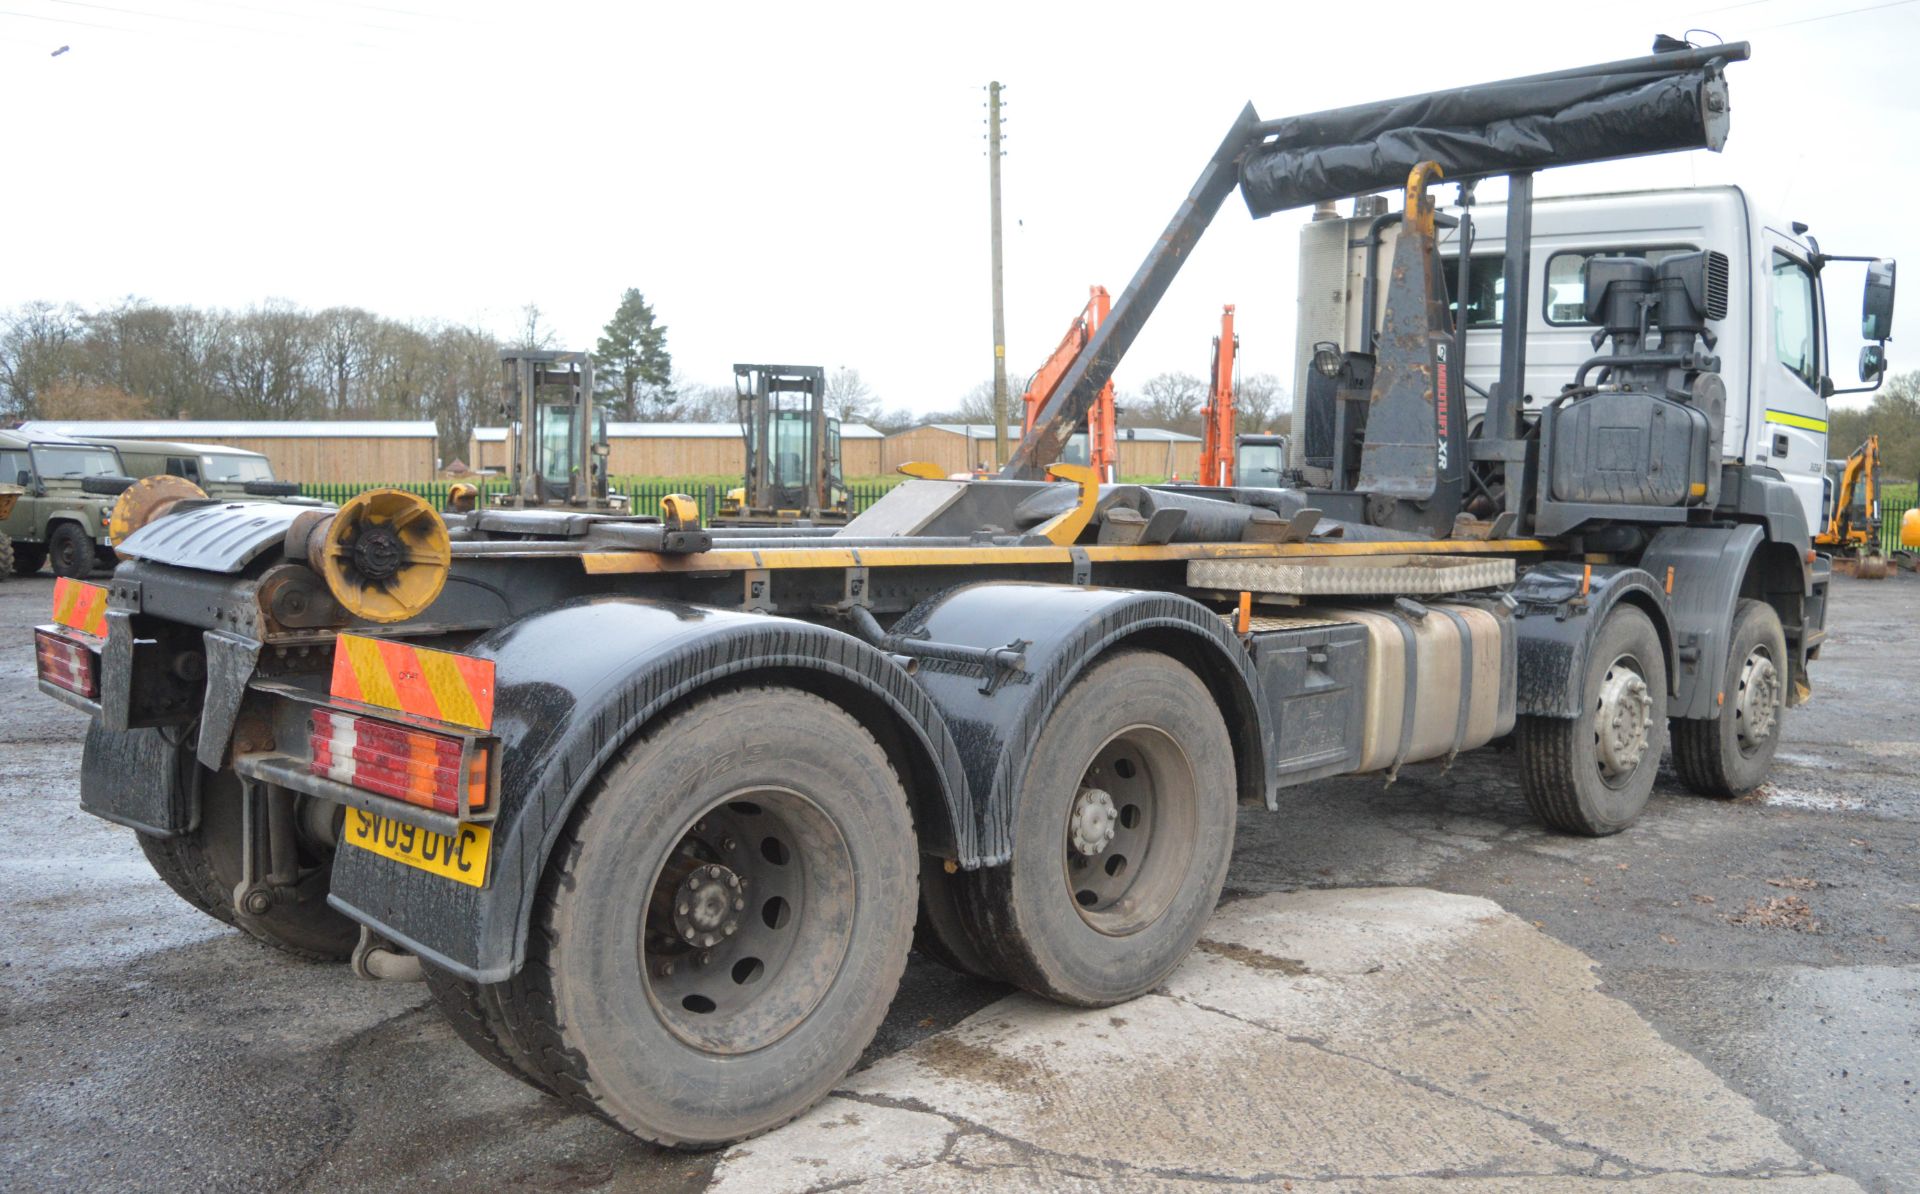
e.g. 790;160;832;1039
110;475;208;544
308;488;451;624
1903;507;1920;550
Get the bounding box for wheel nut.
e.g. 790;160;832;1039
678;903;689;916
723;837;737;851
734;897;746;911
242;890;273;916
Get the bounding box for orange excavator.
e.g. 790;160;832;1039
1022;287;1119;482
1817;435;1889;578
1199;305;1237;486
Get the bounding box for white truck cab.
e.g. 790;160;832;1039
1293;185;1880;534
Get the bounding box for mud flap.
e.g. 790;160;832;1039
80;721;197;837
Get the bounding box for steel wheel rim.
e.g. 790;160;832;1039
1734;645;1781;756
1593;651;1653;787
639;788;854;1055
1061;724;1198;937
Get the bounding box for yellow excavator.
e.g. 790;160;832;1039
1818;436;1890;578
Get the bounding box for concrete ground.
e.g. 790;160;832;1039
1;571;1915;1192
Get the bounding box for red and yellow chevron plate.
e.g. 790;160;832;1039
329;634;495;732
51;578;108;639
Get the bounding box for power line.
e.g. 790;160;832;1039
1752;0;1916;26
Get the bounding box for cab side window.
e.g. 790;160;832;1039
1771;251;1819;391
1544;246;1695;324
166;456;201;483
1;449;28;487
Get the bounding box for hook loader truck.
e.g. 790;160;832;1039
35;38;1895;1147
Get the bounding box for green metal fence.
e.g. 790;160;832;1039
1880;497;1912;555
297;480;896;523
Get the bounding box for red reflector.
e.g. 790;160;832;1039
309;708;486;816
35;629;98;700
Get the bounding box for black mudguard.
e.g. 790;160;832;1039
889;582;1272;866
326;597;970;983
1641;523;1813;718
1512;563;1675;720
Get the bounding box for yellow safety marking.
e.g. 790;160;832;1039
1764;410;1828;433
341;635;403;711
52;578;108;638
418;649;484;731
581;537;1557;576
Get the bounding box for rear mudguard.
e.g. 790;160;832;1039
889;582;1272;865
1512;563;1675;719
326;597;970;983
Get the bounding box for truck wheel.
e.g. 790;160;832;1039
48;523;98;578
422;967;555;1096
493;688;918;1148
956;649;1236;1007
138;831;240;927
914;865;1002;981
12;542;47;576
132;770;358;961
1517;604;1668;836
1671;599;1787;798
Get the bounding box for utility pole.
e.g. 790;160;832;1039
987;80;1009;468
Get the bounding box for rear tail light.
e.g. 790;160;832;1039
35;629;99;700
309;708;489;816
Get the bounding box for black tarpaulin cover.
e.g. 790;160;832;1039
1239;69;1725;217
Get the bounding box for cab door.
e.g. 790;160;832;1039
1753;232;1829;534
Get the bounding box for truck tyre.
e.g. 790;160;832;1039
488;688;918;1148
48;523;97;578
1517;604;1668;836
422;967;556;1096
914;866;1002;981
955;649;1236;1007
12;542;47;576
1671;599;1787;798
132;771;359;961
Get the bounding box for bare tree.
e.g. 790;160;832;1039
1233;371;1287;434
676;381;742;424
824;367;878;422
1126;371;1205;432
0;301;85;419
315;306;379;415
212;302;319;418
515;302;557;351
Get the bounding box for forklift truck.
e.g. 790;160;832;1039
718;363;850;525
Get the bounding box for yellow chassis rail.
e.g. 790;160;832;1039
583;536;1556;576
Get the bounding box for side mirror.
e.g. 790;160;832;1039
1863;259;1896;341
1860;343;1886;383
590;442;610;457
14;470;29;487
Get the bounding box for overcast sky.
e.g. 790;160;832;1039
2;0;1912;415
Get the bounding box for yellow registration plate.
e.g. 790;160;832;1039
344;809;490;888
